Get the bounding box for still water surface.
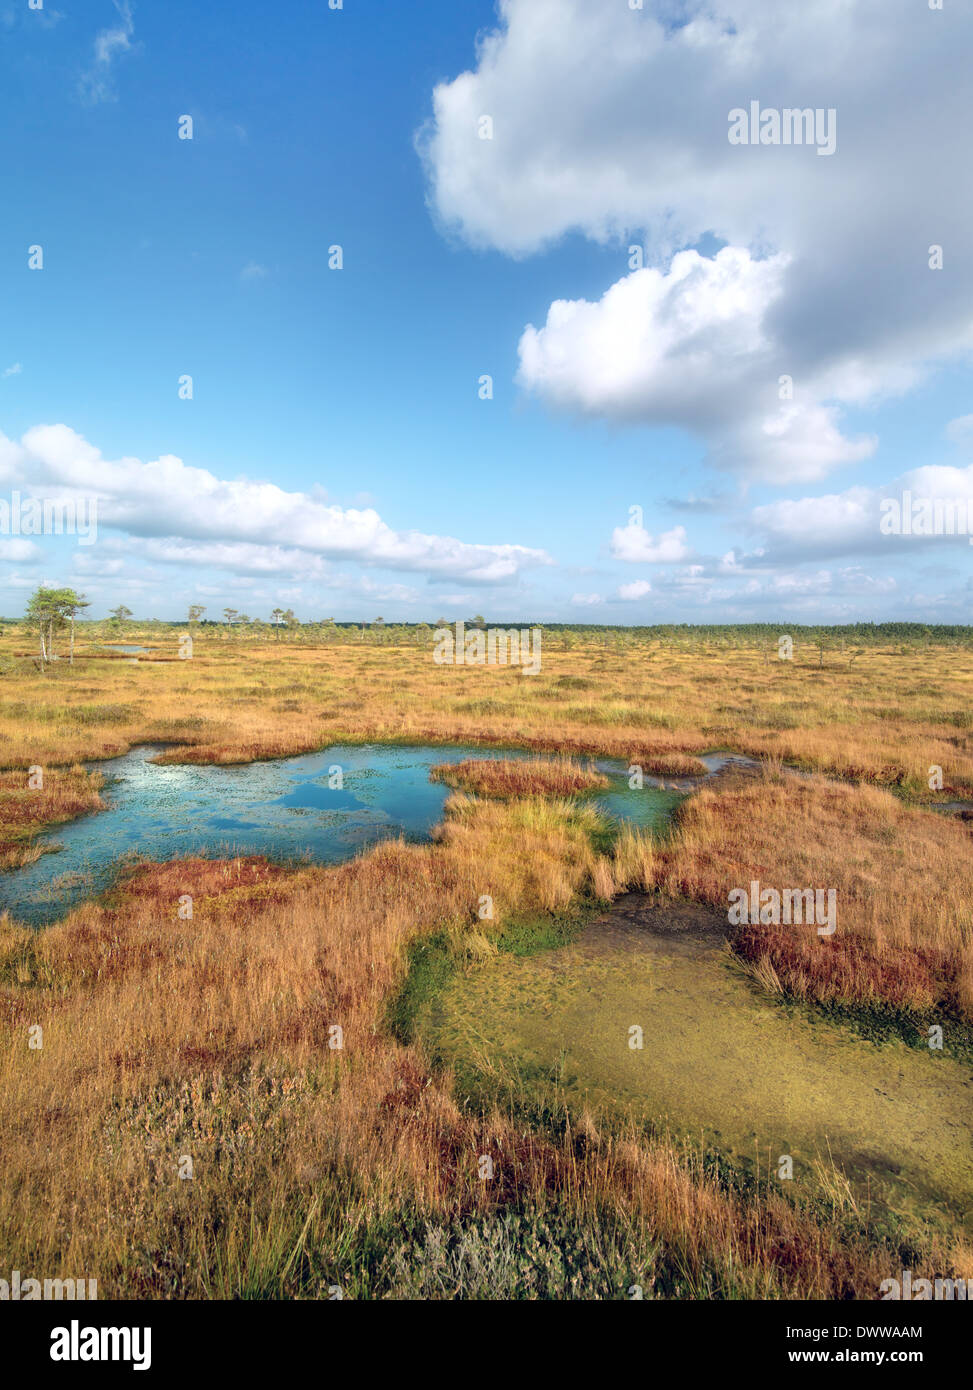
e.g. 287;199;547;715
2;743;684;924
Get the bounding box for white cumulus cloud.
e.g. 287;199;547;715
0;424;553;586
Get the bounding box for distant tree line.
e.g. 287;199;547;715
10;589;973;656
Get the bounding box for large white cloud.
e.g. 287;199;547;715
0;424;552;585
421;0;973;481
519;248;876;481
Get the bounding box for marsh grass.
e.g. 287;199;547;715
1;628;971;1297
4;629;971;794
3;790;960;1298
0;765;105;869
648;776;973;1021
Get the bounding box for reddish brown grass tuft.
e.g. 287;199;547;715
430;756;609;798
649;776;973;1020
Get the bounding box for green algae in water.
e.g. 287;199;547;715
422;896;973;1236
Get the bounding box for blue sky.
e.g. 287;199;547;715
1;0;971;623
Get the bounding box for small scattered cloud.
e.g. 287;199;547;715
0;570;44;590
617;580;652;600
71;553;124;577
79;1;136;105
0;539;40;563
3;5;64;31
665;491;737;515
241;262;269;282
2;363;21;379
610;522;689;564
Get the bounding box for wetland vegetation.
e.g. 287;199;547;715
0;620;970;1298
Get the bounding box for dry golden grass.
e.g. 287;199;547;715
2;630;970;795
1;628;971;1296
